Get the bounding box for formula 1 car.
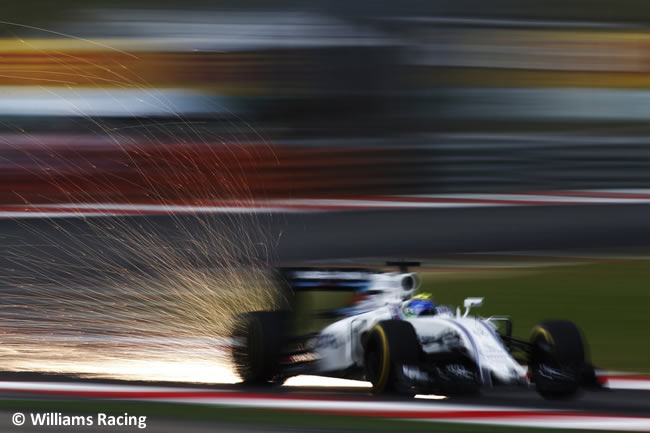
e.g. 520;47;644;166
232;262;598;398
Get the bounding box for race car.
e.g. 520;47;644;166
232;262;598;398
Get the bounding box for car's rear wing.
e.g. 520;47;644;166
272;268;379;334
275;262;420;291
276;267;377;293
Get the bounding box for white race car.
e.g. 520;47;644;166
232;262;598;398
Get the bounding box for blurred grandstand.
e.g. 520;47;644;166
3;0;650;204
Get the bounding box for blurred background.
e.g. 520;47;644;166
1;2;650;432
5;0;650;201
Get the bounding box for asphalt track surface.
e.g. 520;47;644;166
0;372;649;433
0;372;648;416
3;204;650;270
2;205;650;430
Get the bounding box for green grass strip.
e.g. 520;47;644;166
0;399;626;433
420;260;650;372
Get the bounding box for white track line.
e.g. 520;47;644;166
605;379;650;391
0;381;209;393
453;417;650;432
1;378;649;431
5;189;650;218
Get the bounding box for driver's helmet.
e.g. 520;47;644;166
402;293;436;317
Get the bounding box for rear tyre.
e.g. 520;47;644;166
529;320;587;399
364;320;420;395
231;311;287;384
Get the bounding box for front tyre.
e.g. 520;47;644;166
364;320;420;395
529;320;588;399
231;311;287;385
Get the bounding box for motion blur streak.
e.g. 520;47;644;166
1;347;240;383
2;0;650;385
283;376;372;388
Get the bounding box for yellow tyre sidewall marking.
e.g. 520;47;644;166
531;326;555;346
373;324;390;392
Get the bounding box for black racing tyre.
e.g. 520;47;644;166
231;311;288;384
364;320;420;395
529;320;587;399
